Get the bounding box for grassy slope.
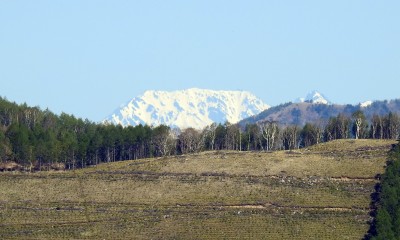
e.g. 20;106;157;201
0;139;395;239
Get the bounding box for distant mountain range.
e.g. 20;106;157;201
239;98;400;127
105;89;400;129
105;88;269;129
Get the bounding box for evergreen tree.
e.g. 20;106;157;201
300;123;319;148
370;142;400;239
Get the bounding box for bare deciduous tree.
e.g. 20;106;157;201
260;121;278;151
179;128;204;154
152;125;176;157
226;123;240;150
282;125;300;150
204;123;217;150
352;110;366;139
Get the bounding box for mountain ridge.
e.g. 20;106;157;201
105;88;399;129
105;88;270;129
239;99;400;127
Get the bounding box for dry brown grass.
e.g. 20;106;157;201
0;139;395;239
88;139;393;178
0;161;23;172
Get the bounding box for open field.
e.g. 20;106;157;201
0;139;396;239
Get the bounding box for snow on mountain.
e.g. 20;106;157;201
105;88;270;129
295;90;331;105
360;100;373;108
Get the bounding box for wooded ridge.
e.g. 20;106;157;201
0;96;399;171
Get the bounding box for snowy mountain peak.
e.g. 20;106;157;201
105;88;270;129
295;90;331;105
360;100;373;108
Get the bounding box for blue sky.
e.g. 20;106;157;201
1;1;399;122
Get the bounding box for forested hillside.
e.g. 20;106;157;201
0;97;399;171
240;99;400;126
0;97;155;169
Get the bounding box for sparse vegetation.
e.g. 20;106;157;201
0;139;395;239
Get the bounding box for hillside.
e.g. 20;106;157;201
0;139;395;239
239;99;400;126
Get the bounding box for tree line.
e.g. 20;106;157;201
0;97;399;170
367;140;400;240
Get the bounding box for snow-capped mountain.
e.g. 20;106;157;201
295;90;331;104
360;100;373;108
105;88;270;129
